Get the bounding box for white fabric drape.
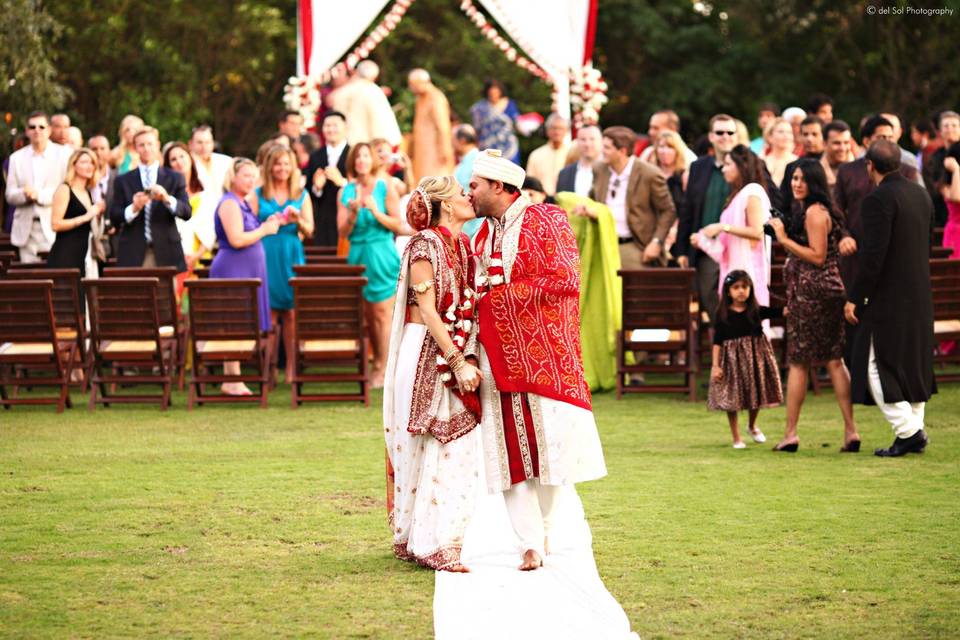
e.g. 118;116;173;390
476;0;591;119
299;0;391;76
299;0;592;118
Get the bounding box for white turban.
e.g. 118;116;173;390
471;148;525;189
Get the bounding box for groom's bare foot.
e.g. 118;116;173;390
442;563;470;573
519;549;543;571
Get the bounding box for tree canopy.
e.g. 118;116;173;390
2;0;959;154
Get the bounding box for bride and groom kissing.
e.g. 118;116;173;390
383;149;607;572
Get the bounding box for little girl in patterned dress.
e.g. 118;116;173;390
709;270;784;448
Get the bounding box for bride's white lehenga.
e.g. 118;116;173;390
383;229;481;570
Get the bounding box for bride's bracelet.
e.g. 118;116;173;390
444;346;466;373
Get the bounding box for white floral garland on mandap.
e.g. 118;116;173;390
284;0;608;130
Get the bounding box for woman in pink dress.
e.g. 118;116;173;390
940;144;960;258
692;144;772;309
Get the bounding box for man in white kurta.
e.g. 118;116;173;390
466;149;606;570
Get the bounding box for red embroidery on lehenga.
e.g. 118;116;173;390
479;204;592;410
393;542;463;570
403;230;481;442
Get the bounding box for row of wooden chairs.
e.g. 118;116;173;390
1;263;369;411
616;259;960;401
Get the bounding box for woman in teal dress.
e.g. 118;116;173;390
252;146;315;382
337;142;403;388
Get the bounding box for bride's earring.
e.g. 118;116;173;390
444;203;453;223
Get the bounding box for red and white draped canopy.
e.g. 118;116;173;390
292;0;602;125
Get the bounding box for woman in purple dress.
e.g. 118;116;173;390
210;158;282;395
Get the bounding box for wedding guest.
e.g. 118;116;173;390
675;114;739;322
372;138;414;197
556;125;603;197
649;130;691;213
293;132;320;171
525;114;571;196
781;107;807;155
88;133;118;261
409;68;454;181
591;126;675;268
521;176;549;205
939;143;960;258
50;113;71;145
4;111;71;262
109;126;192;271
763;118;798;187
910;118;941;173
768;159;859;453
806;93;834;124
692;144;771;308
779;116;825;205
835;115;918;289
844;140;935;457
163;142;216;271
820;120;854;197
469;78;520;163
277;110;304;141
337;142;403;388
750;103;779;154
253;145;314;382
65;126;83;150
305;110;350;247
452;124;480;191
189;125;231;195
639;109;697;165
48;148;104;276
210;158;281;395
924;110;960;226
734;119;752;147
329;60;402;147
110;114;144;174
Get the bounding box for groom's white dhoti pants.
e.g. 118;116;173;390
503;479;561;557
868;339;925;438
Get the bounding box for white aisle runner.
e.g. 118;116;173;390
433;484;639;639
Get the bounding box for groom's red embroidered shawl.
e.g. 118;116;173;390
477;203;592;410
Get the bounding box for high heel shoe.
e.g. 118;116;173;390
773;441;799;452
840;439;861;453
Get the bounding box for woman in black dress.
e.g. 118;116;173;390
768;159;860;452
48;148;105;273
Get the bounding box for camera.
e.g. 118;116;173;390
763;207;788;239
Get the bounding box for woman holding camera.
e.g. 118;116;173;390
768;159;860;453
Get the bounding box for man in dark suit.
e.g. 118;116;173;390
556;125;602;196
844;140;935;457
674;114;738;322
835;115;919;290
304;111;349;247
108;126;191;271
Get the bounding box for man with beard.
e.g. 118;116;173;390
466;149;607;571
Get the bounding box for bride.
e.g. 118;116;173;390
383;176;483;572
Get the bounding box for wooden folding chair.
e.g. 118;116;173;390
184;279;272;409
2;268;89;391
292;264;366;278
617;268;698;400
304;245;338;258
0;280;77;412
304;253;348;265
0;251;16;274
768;263;788;365
931;258;960;382
103;267;187;390
84;277;175;410
289;276;369;406
931;246;955;260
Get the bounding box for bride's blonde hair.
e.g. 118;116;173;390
406;175;461;230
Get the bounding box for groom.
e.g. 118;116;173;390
467;149;607;570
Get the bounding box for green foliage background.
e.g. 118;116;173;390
2;0;960;155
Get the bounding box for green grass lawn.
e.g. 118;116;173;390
1;381;958;639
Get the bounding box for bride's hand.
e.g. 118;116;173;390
456;363;482;393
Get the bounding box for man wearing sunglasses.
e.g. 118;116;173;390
674;113;739;322
4;111;71;263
